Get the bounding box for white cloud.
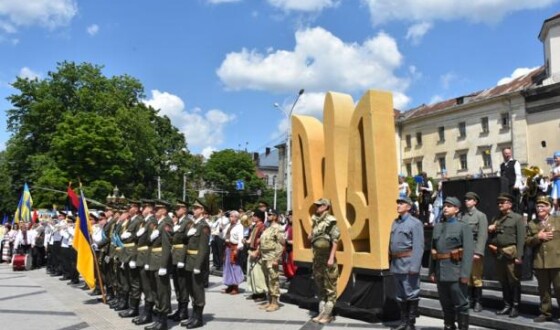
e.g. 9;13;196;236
18;67;41;80
86;24;99;36
405;21;432;45
440;72;457;89
142;90;235;153
0;0;77;31
267;0;338;12
201;147;217;159
497;67;539;86
361;0;556;25
217;26;410;109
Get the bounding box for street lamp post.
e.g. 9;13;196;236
275;89;304;212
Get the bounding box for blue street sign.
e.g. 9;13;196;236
236;180;245;190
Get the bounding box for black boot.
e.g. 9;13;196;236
134;301;154;325
109;294;122;309
119;298;139;318
443;313;456;330
154;312;168;330
186;306;204;329
458;313;469;330
406;300;418;330
114;295;129;311
509;285;521;318
145;311;160;330
179;302;189;321
473;287;483;312
391;301;408;330
496;283;512;315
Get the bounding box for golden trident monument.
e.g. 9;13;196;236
286;90;399;321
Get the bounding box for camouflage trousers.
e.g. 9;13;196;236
313;248;338;303
262;259;280;298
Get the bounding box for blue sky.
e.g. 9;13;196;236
0;0;558;157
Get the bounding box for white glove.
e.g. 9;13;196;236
150;230;160;241
193;268;201;275
177;262;185;268
129;260;136;269
158;268;167;276
173;225;180;232
120;262;125;269
187;227;196;236
136;228;145;237
144;264;149;270
121;232;132;240
91;243;98;250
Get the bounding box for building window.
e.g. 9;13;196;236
416;132;422;146
405;163;412;177
416;161;423;174
459;154;468;170
482;150;492;168
501;113;510;129
481;117;489;133
458;122;466;139
438;126;445;142
405;134;411;148
438;157;446;173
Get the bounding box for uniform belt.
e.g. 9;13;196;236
137;246;149;251
390;250;412;259
187;249;198;255
123;243;135;248
431;248;463;261
172;244;184;249
151;247;162;252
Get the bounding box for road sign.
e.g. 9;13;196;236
236;180;245;191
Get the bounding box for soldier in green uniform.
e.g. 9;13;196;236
182;199;210;329
168;200;192;322
145;200;173;330
525;195;560;323
257;209;285;312
107;207;122;308
113;207;131;312
488;192;525;318
119;200;144;318
133;200;159;326
429;197;474;330
461;192;488;313
309;198;340;325
97;205;117;304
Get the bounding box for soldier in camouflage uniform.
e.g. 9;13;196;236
429;197;474;330
119;200;144;318
182;199;210;329
257;209;285;312
168;200;192;322
133;200;159;325
309;198;340;325
145;200;173;330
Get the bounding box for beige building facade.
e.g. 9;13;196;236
397;14;560;179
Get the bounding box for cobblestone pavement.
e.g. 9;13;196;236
0;263;489;330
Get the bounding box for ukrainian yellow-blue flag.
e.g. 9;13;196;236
73;190;96;289
14;183;33;223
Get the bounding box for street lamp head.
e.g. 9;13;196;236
298;89;305;95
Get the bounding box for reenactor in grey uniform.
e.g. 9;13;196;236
168;200;192;322
309;198;340;325
257;209;285;312
389;196;424;330
133;200;159;326
145;200;173;330
181;199;210;329
488;192;525;318
525;196;560;323
119;200;144;318
461;192;488;313
429;197;474;330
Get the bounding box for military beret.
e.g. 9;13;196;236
536;195;552;206
464;192;480;203
443;196;461;208
313;198;331;207
396;196;413;205
497;192;515;203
